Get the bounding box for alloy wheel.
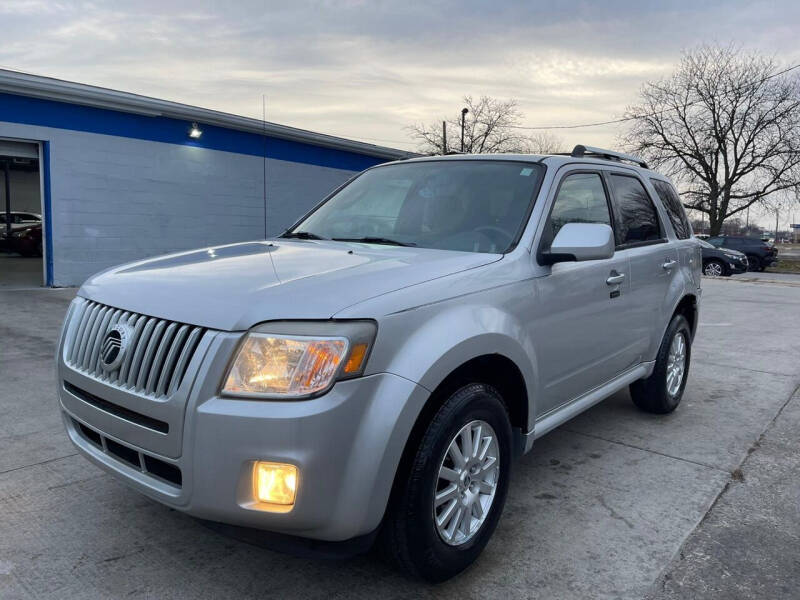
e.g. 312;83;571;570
666;332;686;397
704;261;723;277
434;419;500;546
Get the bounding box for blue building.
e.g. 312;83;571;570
0;69;411;286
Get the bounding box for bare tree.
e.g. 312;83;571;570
408;95;564;155
621;46;800;236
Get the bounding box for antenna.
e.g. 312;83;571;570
262;94;267;240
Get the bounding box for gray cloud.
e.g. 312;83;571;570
2;1;799;164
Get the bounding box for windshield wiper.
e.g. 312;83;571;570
281;231;328;240
332;237;416;247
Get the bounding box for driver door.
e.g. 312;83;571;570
530;168;638;416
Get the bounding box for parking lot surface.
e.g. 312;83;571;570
1;277;799;599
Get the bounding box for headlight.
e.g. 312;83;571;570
222;321;376;399
723;253;739;260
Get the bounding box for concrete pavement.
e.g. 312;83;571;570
1;277;798;599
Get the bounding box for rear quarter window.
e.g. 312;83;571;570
651;180;691;239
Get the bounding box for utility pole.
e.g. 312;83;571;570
442;121;447;154
775;208;780;243
461;107;468;153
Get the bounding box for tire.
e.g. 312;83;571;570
380;383;512;582
703;259;725;277
630;315;691;414
746;255;761;272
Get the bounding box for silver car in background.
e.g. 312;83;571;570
57;145;701;581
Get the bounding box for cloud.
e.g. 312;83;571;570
1;0;799;158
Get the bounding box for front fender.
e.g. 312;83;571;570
365;299;538;430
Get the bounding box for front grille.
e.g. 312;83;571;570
73;418;182;488
65;300;205;398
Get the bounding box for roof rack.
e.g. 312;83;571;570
568;145;649;169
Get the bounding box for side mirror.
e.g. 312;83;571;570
541;222;615;265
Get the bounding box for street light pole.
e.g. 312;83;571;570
461;107;468;153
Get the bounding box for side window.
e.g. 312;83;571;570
651;180;691;239
541;172;611;252
609;174;662;246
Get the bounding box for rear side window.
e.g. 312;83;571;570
651;180;691;239
609;174;662;246
541;172;611;252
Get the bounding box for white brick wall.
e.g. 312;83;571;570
0;121;358;286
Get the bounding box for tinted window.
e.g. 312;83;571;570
541;172;611;252
290;161;543;254
609;174;662;245
651;180;691;239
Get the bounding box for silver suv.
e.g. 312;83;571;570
57;145;701;581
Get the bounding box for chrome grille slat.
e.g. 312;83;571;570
127;318;157;389
64;300;206;399
68;302;91;364
145;322;178;393
81;306;112;370
118;315;146;382
135;320;167;392
167;327;202;397
76;304;103;368
157;325;189;397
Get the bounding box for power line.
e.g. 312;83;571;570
507;62;800;131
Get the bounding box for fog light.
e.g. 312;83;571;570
254;462;298;509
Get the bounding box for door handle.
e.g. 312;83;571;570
606;273;625;285
662;259;678;270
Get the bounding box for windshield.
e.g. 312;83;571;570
698;239;714;249
285;160;544;253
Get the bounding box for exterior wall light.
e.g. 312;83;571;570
188;123;203;139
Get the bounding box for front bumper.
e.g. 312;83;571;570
58;317;429;542
726;258;748;274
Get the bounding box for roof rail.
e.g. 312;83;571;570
569;145;649;169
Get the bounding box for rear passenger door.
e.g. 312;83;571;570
651;179;701;288
606;171;679;363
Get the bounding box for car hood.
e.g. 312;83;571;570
79;240;501;331
719;247;746;257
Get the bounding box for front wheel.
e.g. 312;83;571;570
746;255;761;272
380;383;512;582
703;259;725;277
630;315;692;414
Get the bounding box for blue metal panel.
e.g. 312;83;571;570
41;141;53;286
0;92;385;172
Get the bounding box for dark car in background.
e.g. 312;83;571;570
0;222;42;257
698;239;747;276
706;236;778;271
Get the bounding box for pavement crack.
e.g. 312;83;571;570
597;494;635;530
0;452;79;475
561;428;730;473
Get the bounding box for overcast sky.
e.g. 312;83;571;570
2;0;800;227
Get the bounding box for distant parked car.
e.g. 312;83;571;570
706;236;777;271
0;211;42;231
0;222;42;256
698;239;747;276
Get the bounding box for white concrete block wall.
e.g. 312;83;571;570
266;157;355;235
0;121;362;286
